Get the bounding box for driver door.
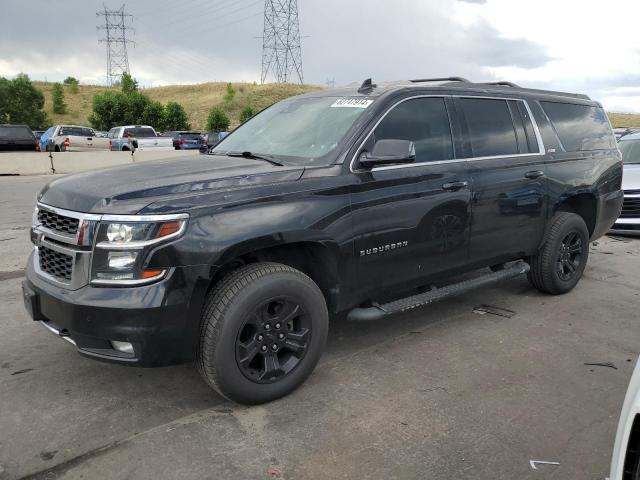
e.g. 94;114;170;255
349;96;472;298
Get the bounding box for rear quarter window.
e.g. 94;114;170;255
540;101;614;152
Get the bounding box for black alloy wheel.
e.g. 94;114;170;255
235;297;311;383
556;231;583;281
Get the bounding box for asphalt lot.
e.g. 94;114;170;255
1;174;639;479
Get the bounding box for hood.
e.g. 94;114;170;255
38;155;305;214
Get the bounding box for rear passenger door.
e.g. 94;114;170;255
454;97;547;264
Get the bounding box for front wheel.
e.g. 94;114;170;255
197;262;328;404
528;212;589;294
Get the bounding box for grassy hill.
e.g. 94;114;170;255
35;81;640;130
35;81;321;131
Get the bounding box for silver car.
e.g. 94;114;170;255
612;133;640;235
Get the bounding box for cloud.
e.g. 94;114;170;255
0;0;639;111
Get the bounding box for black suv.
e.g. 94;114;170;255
23;78;623;404
0;124;37;151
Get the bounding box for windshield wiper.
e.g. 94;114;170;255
225;151;284;166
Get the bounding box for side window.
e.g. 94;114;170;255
373;97;454;163
458;98;519;157
540;101;614;152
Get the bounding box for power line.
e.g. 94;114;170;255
261;0;303;84
97;4;134;86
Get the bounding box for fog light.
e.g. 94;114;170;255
108;251;137;270
110;340;134;354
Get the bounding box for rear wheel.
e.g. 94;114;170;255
528;212;589;294
197;262;328;404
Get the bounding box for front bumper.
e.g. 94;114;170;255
611;217;640;236
23;252;208;367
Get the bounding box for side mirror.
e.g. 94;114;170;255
359;139;416;168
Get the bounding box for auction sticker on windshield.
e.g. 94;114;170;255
331;98;374;108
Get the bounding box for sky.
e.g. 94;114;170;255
1;0;639;112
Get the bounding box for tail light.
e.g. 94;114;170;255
109;139;112;149
35;139;40;152
63;137;70;148
177;139;184;145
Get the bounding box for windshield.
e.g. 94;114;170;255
211;96;373;165
619;139;640;164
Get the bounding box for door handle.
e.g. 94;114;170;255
524;170;544;180
442;181;469;191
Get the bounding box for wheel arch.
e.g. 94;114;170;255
208;233;342;312
554;190;598;237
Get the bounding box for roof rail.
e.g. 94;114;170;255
410;77;471;83
484;81;520;87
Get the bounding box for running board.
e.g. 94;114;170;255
346;260;530;322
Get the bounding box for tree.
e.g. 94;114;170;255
142;100;165;131
89;90;134;130
239;105;255;123
223;82;235;103
120;72;138;95
51;83;66;114
206;106;230;132
164;102;190;131
0;74;48;128
63;76;79;93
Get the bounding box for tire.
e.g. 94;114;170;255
197;262;329;404
54;145;60;152
527;212;589;295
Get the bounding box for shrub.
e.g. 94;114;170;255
223;82;235;103
51;83;66;114
207;106;230;132
239;105;255;123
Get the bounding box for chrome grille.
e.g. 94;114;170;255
38;245;73;281
37;208;79;235
621;197;640;219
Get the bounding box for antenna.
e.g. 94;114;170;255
261;0;303;84
97;4;134;86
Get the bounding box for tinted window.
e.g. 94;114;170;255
81;128;95;137
123;127;156;137
540;101;614;152
0;126;34;140
58;127;86;136
180;133;201;140
373;97;454;163
459;98;519;157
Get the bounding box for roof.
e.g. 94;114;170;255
305;77;593;103
619;132;640;141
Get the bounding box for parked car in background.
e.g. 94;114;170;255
107;125;174;151
611;132;640;235
46;125;110;152
199;131;228;153
0;124;37;151
39;126;55;152
166;131;203;150
33;130;45;151
94;131;108;138
614;127;640;141
610;359;640;480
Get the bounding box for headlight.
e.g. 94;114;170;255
91;214;188;286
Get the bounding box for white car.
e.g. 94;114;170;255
610;359;640;479
612;133;640;235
